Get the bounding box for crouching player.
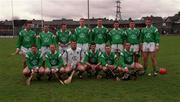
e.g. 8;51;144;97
63;40;85;81
82;42;102;78
117;43;143;80
100;44;119;80
44;44;65;83
23;44;44;85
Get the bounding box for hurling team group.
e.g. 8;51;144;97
14;17;160;85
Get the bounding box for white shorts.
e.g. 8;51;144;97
77;43;89;52
20;46;31;55
126;63;135;69
96;44;105;52
142;42;155;52
41;47;50;60
130;44;139;52
59;44;69;54
111;44;123;52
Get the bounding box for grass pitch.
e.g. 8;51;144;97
0;36;180;102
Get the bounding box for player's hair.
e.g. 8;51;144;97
61;23;67;26
31;44;37;48
80;18;85;21
130;20;135;23
105;44;111;48
70;39;77;42
98;18;103;21
146;17;152;21
90;42;96;45
114;20;119;24
24;21;32;26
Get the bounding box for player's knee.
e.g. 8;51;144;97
45;68;50;74
118;67;123;73
59;68;65;73
51;69;57;74
39;67;45;75
102;67;107;71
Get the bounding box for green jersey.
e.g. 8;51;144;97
75;26;90;44
45;51;64;69
16;29;36;49
92;26;108;44
36;31;55;48
119;49;134;68
108;28;125;44
100;52;117;66
26;51;43;70
83;50;101;64
141;26;160;44
56;29;71;44
125;28;140;44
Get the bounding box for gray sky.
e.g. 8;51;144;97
0;0;179;20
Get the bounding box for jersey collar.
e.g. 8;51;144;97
79;26;86;28
96;26;104;29
113;28;120;30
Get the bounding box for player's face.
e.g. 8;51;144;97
26;24;32;30
61;24;67;31
129;22;135;29
105;46;111;54
97;20;103;27
146;20;152;27
71;41;77;50
114;23;119;29
90;45;96;51
31;47;37;54
125;43;131;51
44;26;49;32
80;19;85;27
50;45;56;53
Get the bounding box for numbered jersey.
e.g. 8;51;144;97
63;47;83;65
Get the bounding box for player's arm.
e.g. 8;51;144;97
154;28;160;51
36;33;41;49
105;27;109;43
16;32;23;54
123;30;128;44
38;54;43;67
26;53;33;69
58;54;65;68
32;31;37;44
99;54;106;66
45;54;51;69
119;52;127;69
140;29;144;50
91;28;95;42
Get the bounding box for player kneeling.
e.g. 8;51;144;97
62;40;85;84
82;42;102;78
99;44;119;80
23;44;44;85
117;43;143;80
44;44;65;85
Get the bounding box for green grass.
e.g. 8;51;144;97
0;36;180;102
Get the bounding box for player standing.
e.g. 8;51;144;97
74;18;90;57
108;21;125;53
56;23;71;53
141;18;160;76
15;22;36;68
92;19;108;52
125;20;141;62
